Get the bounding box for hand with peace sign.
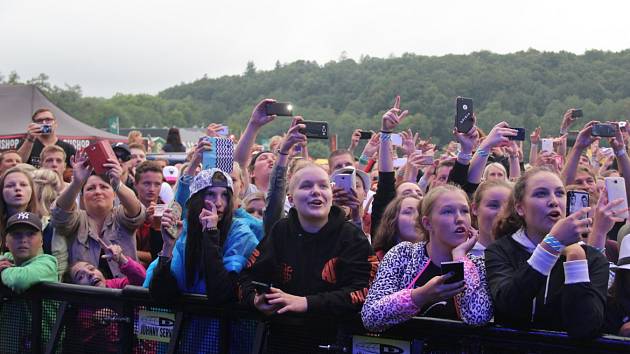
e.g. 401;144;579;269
98;238;128;265
381;96;409;133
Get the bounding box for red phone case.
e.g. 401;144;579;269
85;140;117;175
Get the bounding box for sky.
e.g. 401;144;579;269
1;0;629;98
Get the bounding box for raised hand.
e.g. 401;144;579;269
199;202;219;231
574;121;600;150
453;126;479;154
561;109;579;133
102;158;123;189
280;117;307;154
549;207;592;246
348;129;361;152
479;122;517;151
98;238;128;265
400;129;419;156
206;123;225;137
361;132;380;159
69;151;93;185
250;98;277;128
381;96;409;132
530;127;542;145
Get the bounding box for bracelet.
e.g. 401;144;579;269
542;234;565;255
277;149;289;156
475;148;490;158
615;148;627;157
380;130;392;134
359;154;369;165
380;133;391;142
204;226;218;232
457;152;473;162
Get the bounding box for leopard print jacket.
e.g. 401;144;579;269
361;241;493;332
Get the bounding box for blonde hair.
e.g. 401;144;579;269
32;169;62;217
287;163;328;194
483;162;507;181
0;166;41;244
419;184;468;239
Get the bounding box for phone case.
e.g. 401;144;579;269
302;121;328;139
509;128;526;141
605;177;629;219
541;139;554;152
265;102;293;116
566;190;589;217
441;261;464;284
85;140;117;175
333;173;355;192
455;97;474;133
592;124;615;137
201;137;234;172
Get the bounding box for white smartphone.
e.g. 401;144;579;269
333;173;355;193
605;177;629;220
218;126;229;136
391;133;402;146
393;157;408;168
541;138;553;152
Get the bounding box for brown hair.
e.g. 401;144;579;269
0;150;20;164
0;166;41;245
128;143;146;153
31;108;54;121
328;149;355;171
373;195;422;254
492;166;559;239
134;161;164;184
419;184;468;239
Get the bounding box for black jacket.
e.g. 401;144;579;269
239;206;377;316
485;235;609;339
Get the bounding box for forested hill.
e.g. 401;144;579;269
157;49;630;147
5;49;630;156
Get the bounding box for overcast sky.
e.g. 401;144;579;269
2;0;629;98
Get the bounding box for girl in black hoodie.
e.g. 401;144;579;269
485;167;609;339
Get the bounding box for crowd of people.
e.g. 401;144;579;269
1;96;630;352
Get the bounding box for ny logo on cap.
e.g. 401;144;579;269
16;212;30;220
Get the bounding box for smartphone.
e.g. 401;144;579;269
85;141;118;175
605;177;629;219
300;120;328;139
165;201;182;239
251;281;272;294
265;102;293;116
441;261;464;284
509;127;526;141
393;157;407;168
201;137;234;172
217;126;229;136
455;97;474;133
541;138;554;152
566;190;589;217
591;123;616;137
390;133;402;146
619;121;627;129
415;150;434;165
572;109;583;118
359;131;373;140
40;124;52;134
333;173;355;192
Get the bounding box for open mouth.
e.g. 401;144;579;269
308;200;324;207
91;278;102;286
547;210;561;220
454;226;467;234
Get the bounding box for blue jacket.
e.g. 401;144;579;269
143;175;262;294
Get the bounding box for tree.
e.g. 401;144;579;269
245;61;256;76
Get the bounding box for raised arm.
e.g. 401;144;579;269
468;122;516;184
234;99;277;167
561;121;598;185
55;152;92;211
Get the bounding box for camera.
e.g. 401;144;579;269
40;124;52;134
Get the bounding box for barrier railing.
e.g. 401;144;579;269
1;282;630;354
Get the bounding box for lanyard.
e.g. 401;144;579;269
406;258;432;289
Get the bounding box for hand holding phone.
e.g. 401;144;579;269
541;138;554;152
265;102;293;116
591;123;616;137
300;120;328;139
441;261;464;284
359;131;373;140
508;127;526;141
605;177;629;219
455;97;474;133
252;281;272;294
332;173;355;193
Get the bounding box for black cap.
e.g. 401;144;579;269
6;212;42;233
112;142;131;162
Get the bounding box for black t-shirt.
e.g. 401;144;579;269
17;138;76;168
414;258;458;320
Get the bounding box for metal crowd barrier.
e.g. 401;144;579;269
1;282;630;354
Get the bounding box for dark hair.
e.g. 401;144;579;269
493;166;559;239
166;128;183;146
134;161;164;184
31;108;54;121
609;270;630;323
184;172;234;288
0;150;19;164
373;195;422;255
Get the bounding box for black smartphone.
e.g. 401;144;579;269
265;102;293;116
572;109;583;118
509;127;526;141
441;261;464;284
591;123;615;137
251;281;272;294
300;120;329;139
567;190;589;217
359;131;373;140
455;97;474;133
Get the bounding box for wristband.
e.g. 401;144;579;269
380;130;392;134
475;148;490;158
615;148;627;157
359;154;369;165
542;234;565;255
277;149;289;156
380;132;391;142
457;152;473;162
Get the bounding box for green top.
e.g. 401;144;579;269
1;252;58;294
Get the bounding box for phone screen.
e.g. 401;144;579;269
266;102;293;116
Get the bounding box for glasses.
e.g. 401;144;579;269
33;118;55;124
